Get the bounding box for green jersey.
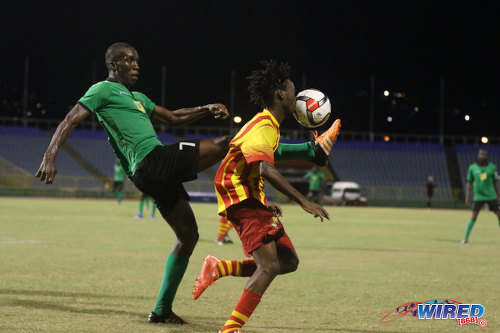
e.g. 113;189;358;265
78;80;161;178
113;163;125;182
304;171;324;191
466;162;498;201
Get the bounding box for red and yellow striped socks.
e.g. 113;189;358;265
220;288;262;333
216;259;256;278
217;216;234;242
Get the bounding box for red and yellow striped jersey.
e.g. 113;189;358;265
215;109;280;214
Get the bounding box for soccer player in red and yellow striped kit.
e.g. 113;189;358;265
193;60;333;332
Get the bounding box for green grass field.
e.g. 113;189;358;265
1;197;499;332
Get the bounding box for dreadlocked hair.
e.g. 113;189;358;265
247;60;292;108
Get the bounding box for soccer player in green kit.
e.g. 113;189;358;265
462;149;500;244
304;165;325;205
36;42;339;325
112;159;125;203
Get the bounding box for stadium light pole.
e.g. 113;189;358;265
229;69;236;135
22;56;29;126
161;65;167;107
439;77;444;144
369;75;375;142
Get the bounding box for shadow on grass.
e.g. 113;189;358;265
0;288;148;300
4;298;145;317
298;245;414;253
132;315;225;332
255;325;402;333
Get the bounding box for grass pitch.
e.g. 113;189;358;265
0;197;499;332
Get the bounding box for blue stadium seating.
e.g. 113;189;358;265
330;141;453;201
0;125;92;177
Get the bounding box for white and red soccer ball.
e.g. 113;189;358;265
293;89;331;128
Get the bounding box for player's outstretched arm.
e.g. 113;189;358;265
35;104;89;184
151;104;229;126
260;161;330;222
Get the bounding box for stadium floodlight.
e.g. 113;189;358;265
383;90;390;97
481;136;488;144
233;116;242;124
464;115;470;121
387;116;393;122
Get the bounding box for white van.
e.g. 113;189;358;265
324;181;367;206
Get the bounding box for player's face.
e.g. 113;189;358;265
115;48;140;87
478;150;488;163
282;79;296;115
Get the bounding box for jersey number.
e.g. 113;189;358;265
179;142;196;150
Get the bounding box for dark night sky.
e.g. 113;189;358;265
1;0;499;136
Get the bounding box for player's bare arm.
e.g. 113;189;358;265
151;103;229;126
259;161;330;221
495;180;500;204
465;181;473;205
35;104;89;184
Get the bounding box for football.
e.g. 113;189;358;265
293;89;331;128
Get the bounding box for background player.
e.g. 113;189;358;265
193;60;333;333
425;175;436;209
462;149;500;244
304;165;325;205
215;216;234;245
135;192;157;219
112;159;125;204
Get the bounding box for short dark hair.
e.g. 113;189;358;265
105;42;134;70
247;60;291;108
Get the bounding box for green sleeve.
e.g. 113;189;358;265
78;82;110;112
133;91;156;117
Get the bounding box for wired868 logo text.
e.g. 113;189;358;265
380;299;487;327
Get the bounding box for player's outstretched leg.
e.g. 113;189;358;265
313;118;341;156
197;136;231;172
148;200;199;325
193;256;257;300
274;119;341;166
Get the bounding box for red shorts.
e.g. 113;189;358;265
226;199;294;257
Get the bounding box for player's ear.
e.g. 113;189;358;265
276;89;285;101
109;61;117;71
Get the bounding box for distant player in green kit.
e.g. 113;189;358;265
35;42;339;325
304;165;325;205
112;159;125;204
462;149;500;244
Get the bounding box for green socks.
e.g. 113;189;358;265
114;192;122;203
275;142;316;162
139;199;145;215
153;253;189;316
463;219;475;242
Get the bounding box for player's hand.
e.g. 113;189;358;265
301;201;330;222
206;103;229;120
35;157;57;184
267;201;282;217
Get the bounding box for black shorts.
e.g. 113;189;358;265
113;181;124;191
131;141;200;216
472;200;499;212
